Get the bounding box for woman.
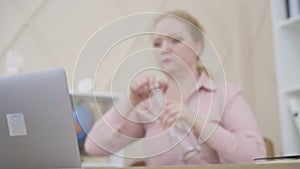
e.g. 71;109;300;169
84;10;266;165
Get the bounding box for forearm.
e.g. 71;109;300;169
84;108;128;156
84;117;120;156
84;96;143;156
183;113;265;163
205;126;266;163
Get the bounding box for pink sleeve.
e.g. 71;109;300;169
84;106;145;156
205;85;266;163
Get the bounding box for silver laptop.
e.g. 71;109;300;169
0;68;81;169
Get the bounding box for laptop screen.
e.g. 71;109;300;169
0;68;81;168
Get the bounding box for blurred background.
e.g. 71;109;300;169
0;0;286;166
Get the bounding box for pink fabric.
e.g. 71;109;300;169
85;73;266;165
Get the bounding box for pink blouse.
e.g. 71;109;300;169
85;73;266;166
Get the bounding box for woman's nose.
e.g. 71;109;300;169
160;42;172;54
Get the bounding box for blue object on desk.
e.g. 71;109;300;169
72;102;93;144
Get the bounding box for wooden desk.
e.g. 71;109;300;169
58;161;300;169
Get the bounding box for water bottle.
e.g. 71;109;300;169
169;119;201;161
153;82;201;161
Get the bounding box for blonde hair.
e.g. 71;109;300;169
153;10;208;75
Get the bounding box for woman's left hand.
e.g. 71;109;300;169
159;102;183;128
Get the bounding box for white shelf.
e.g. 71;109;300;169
277;15;300;29
285;86;300;95
69;91;119;118
272;0;300;155
70;91;119;102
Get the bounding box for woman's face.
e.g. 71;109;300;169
152;17;202;74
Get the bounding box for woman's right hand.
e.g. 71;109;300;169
129;75;168;107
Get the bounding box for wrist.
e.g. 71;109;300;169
115;95;137;118
128;94;141;107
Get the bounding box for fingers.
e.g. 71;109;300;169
158;81;168;93
161;113;179;129
139;75;156;96
129;74;167;105
159;102;181;129
148;75;156;90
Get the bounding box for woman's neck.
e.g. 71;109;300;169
165;68;199;101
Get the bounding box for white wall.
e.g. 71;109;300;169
0;0;281;159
